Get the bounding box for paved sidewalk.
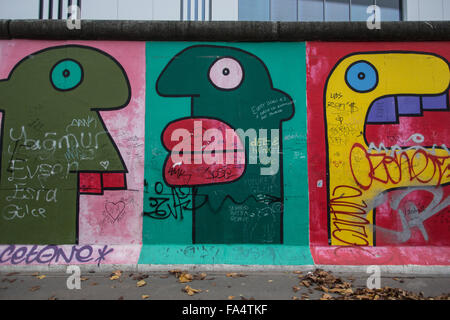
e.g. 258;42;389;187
0;268;449;300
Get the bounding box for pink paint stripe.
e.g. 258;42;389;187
311;246;450;265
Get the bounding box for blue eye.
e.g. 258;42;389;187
50;59;83;91
345;61;378;93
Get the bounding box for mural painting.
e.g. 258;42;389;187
142;42;309;254
307;43;450;262
0;40;145;262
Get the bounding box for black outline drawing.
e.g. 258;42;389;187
153;44;295;244
0;44;131;244
323;50;450;246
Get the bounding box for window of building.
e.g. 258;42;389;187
239;0;402;22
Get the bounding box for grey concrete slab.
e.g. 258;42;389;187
0;270;448;300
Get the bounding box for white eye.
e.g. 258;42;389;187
208;57;243;90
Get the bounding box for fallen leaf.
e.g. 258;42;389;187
36;275;46;280
169;269;183;278
293;271;303;275
194;273;207;280
226;273;246;278
301;280;311;287
132;274;149;281
319;285;329;293
110;275;120;280
320;293;333;300
113;270;122;277
118;296;124;300
178;273;193;283
29;286;40;292
268;280;273;283
48;295;57;300
90;282;98;286
228;296;235;300
183;285;202;296
292;296;300;300
80;277;89;281
6;272;19;277
141;295;150;300
292;286;301;292
136;280;147;287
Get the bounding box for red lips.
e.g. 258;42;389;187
162;118;246;186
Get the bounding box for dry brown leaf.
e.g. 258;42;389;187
169;269;183;278
90;282;98;286
113;270;122;277
110;275;120;280
301;280;311;287
226;273;246;278
178;273;193;283
136;280;147;287
228;296;235;300
342;288;353;295
141;295;150;300
132;274;149;281
29;286;40;292
194;273;207;280
183;285;202;296
320;293;333;300
80;277;89;281
292;296;300;300
293;271;303;275
292;286;301;292
36;275;46;280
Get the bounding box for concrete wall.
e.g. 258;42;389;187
0;21;448;266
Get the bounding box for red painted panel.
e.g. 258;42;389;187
79;172;102;194
306;42;450;264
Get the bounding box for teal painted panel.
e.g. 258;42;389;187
143;42;194;244
139;244;313;265
142;42;310;263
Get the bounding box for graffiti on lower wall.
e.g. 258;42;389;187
307;42;450;249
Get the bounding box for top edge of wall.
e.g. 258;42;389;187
0;20;449;41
